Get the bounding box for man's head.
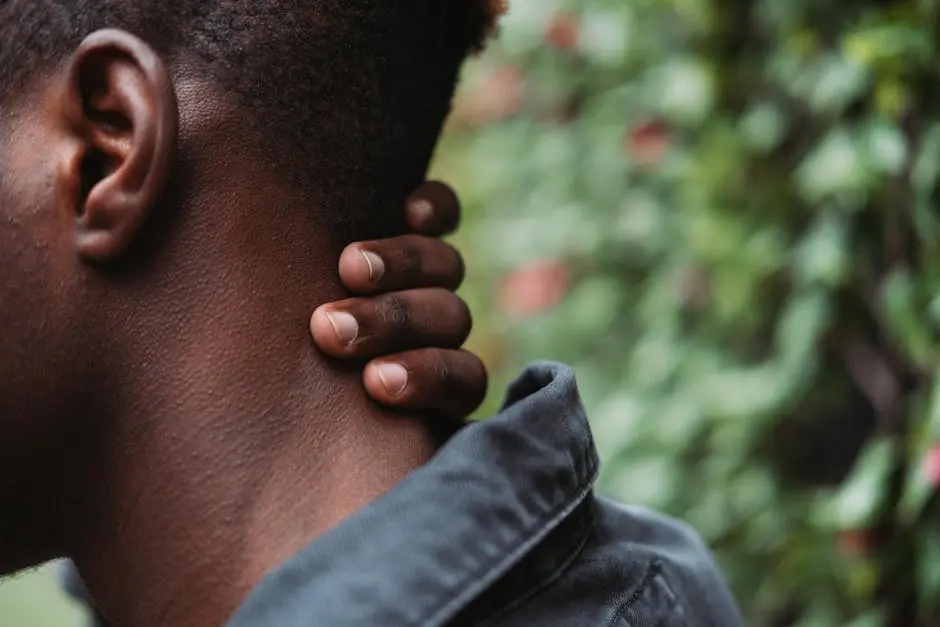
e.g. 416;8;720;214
0;0;500;576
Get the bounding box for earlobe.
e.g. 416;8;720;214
65;29;178;262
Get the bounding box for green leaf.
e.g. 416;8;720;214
912;123;940;193
645;57;715;124
793;215;850;287
818;439;894;529
740;103;788;154
900;377;940;523
845;609;887;627
881;267;934;367
917;529;940;606
808;55;870;115
843;24;934;69
862;121;907;176
796;129;870;204
775;290;830;364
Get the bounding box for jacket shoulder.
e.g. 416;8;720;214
488;497;743;627
587;497;743;626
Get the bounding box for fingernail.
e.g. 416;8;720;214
326;312;359;345
408;198;433;225
361;250;385;282
376;363;408;397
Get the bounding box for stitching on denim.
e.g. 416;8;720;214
421;449;600;627
605;560;686;627
473;501;597;627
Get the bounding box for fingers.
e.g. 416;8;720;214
338;235;465;295
363;349;488;416
311;288;472;357
313;178;483;418
406;180;461;236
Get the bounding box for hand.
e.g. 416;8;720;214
311;181;488;419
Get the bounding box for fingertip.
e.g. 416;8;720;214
310;305;333;345
311;306;359;354
338;245;374;292
407;180;460;235
364;361;410;404
361;250;386;283
406;197;434;231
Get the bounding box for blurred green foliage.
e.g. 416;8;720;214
439;0;940;624
0;566;84;627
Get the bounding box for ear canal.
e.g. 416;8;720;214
78;149;113;212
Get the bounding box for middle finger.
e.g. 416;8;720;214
311;288;472;358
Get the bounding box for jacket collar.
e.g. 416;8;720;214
227;362;599;627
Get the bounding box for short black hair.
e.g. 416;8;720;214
0;1;501;238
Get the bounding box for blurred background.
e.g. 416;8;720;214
6;0;940;625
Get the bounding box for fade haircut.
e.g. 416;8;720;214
0;1;503;238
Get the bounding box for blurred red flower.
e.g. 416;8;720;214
625;120;670;167
837;529;873;558
450;66;524;127
499;259;570;317
922;444;940;486
545;12;580;51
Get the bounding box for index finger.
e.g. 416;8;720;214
406;181;461;236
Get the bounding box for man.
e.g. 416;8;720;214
0;2;742;627
58;183;490;627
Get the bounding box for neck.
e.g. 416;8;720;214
69;179;437;627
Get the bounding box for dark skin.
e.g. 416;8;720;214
312;180;485;418
0;30;483;627
61;180;480;627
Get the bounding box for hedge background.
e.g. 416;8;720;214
445;0;940;624
6;0;940;625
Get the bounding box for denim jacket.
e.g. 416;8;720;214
65;363;743;626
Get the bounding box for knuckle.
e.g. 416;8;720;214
377;293;411;330
395;240;423;279
434;353;453;383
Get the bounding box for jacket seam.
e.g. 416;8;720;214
422;450;600;627
606;560;686;627
474;501;597;627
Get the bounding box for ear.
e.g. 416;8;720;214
64;29;178;262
